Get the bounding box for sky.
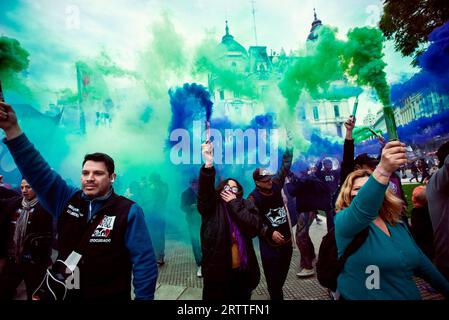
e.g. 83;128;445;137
0;0;418;119
0;0;430;228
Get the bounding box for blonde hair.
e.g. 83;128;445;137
335;169;403;225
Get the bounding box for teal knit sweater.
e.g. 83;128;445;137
335;175;449;300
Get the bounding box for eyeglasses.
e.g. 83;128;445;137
224;185;239;194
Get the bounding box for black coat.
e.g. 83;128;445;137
286;174;331;212
411;204;434;260
197;165;269;290
0;196;53;264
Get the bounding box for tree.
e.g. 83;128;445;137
0;36;29;75
379;0;449;61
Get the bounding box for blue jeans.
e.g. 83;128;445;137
146;214;166;260
186;213;202;267
296;211;316;269
259;238;293;300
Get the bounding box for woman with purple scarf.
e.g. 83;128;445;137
198;141;272;300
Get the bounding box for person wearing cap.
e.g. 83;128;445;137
248;141;293;300
181;177;202;277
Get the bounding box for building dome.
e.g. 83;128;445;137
220;21;248;55
307;8;323;41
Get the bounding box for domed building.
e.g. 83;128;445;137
208;10;356;136
301;9;354;137
209;21;262;123
218;20;248;73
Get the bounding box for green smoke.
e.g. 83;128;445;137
94;51;138;78
0;36;29;76
76;51;137;102
279;26;345;111
279;25;391;110
343;27;390;105
193;37;258;99
140;12;188;100
57;88;78;104
352;126;382;143
0;36;32;96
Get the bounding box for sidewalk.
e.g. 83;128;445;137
12;217;444;300
154;218;444;300
154;219;329;300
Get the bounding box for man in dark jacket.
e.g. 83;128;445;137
286;167;329;277
0;179;53;300
198;141;271;300
0;102;157;300
427;141;449;281
410;185;434;260
248;143;293;300
145;173;169;266
315;158;340;231
181;177;202;277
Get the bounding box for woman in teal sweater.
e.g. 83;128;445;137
334;141;449;300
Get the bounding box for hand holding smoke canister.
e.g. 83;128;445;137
0;80;8;120
205;120;211;142
352;96;359;117
383;105;398;141
0;80;4;102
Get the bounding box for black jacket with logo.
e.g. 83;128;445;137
58;191;133;300
249;183;291;246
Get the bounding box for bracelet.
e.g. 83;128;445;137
375;166;391;178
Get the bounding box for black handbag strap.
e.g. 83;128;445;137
341;227;370;262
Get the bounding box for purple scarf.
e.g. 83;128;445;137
222;201;248;270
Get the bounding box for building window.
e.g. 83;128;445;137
219;90;225;100
313;106;319;121
334;105;340;118
337;124;343;137
300;109;306;120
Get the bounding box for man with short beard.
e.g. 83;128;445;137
0;102;157;300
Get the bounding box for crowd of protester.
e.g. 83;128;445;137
1;101;449;301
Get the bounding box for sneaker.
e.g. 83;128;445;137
156;258;165;266
196;266;202;278
328;289;339;300
296;268;315;277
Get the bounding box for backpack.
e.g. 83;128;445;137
316;227;369;292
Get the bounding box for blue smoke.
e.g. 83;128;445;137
391;21;449;104
168;83;208;134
